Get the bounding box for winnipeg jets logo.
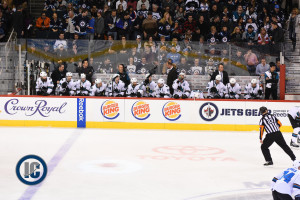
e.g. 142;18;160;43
222;37;228;43
80;21;86;27
199;102;219;121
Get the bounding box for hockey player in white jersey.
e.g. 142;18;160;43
172;73;191;99
126;78;141;97
36;71;54;96
76;74;91;96
190;90;204;99
271;160;300;200
58;72;77;96
106;74;126;97
155;78;171;98
288;107;300;148
244;79;263;99
139;73;157;97
90;79;107;96
207;75;225;99
224;78;241;99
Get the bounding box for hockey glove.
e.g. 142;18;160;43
182;94;188;99
258;90;263;95
178;86;183;91
210;87;218;93
62;82;68;89
174;94;180;99
137;92;142;97
230;92;235;96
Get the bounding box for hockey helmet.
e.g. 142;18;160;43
145;73;151;79
259;106;268;115
131;78;138;83
66;72;72;77
80;73;86;79
95;79;102;84
293;160;300;169
40;71;47;77
179;72;185;77
158;78;165;84
230;78;236;84
251;79;257;84
112;74;120;79
215;75;222;81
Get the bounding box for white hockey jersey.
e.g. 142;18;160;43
289;107;300;120
207;80;226;98
172;79;191;97
139;81;157;97
36;77;54;95
90;83;107;96
272;167;300;196
224;83;242;99
76;80;91;95
106;80;126;97
189;66;204;75
155;84;171;98
244;83;263;99
126;84;141;97
58;78;77;96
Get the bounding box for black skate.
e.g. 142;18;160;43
290;140;300;148
263;161;273;166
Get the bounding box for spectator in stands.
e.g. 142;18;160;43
12;5;23;39
232;5;246;22
231;49;246;69
53;32;67;51
116;4;125;17
49;12;62;39
116;11;132;39
275;59;281;72
288;8;299;51
221;15;233;34
105;9;118;40
244;49;258;75
231;27;243;43
183;15;196;34
257;27;270;45
256;58;270;76
197;15;209;36
117;64;130;87
137;0;150;11
175;6;185;23
116;0;127;10
272;4;285;23
210;63;229;85
265;64;279;100
166;46;181;65
158;12;173;41
189;58;204;75
166;59;178;95
136;56;149;74
128;0;137;11
151;4;161;21
132;12;144;40
127;57;137;74
234;17;245;34
207;26;219;44
245;17;258;32
76;59;94;83
66;11;76;39
262;16;271;33
142;11;157;39
242;25;257;46
75;8;89;38
94;10;104;40
163;0;176;12
51;63;66;93
270;21;284;54
36;12;50;38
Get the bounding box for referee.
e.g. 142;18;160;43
259;106;296;166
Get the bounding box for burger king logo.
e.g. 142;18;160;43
131;101;150;120
101;100;120;120
162;101;181;121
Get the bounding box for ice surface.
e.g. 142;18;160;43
0;127;298;200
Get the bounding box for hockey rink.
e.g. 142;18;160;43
0;127;299;200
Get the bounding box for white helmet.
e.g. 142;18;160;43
230;78;236;84
95;79;102;84
145;73;151;79
80;73;86;79
158;78;165;84
40;71;47;77
251;79;257;84
66;72;72;77
131;78;137;83
215;75;222;81
112;74;120;79
293;160;300;169
179;72;185;77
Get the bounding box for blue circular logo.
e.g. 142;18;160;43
199;102;219;121
16;155;47;185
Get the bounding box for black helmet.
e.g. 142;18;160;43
260;106;268;114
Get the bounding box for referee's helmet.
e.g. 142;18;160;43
259;106;268;114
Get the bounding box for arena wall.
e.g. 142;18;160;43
0;96;298;132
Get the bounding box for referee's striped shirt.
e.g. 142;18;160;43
259;113;282;140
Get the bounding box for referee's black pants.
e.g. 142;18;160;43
261;131;296;162
272;190;293;200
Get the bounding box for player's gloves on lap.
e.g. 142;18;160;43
230;92;235;96
159;93;165;97
130;93;136;97
210;87;217;93
174;94;180;99
137;92;142;97
116;94;123;97
182;94;188;99
258;90;263;95
62;82;68;88
178;86;183;91
114;89;120;93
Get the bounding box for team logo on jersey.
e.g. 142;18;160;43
199;102;219;121
162;101;181;121
131;100;150;120
101;100;120;120
16;155;48;185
